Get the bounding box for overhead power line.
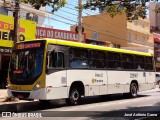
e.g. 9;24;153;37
20;5;128;41
64;6;78;11
20;3;127;35
59;9;78;16
66;3;129;31
0;2;151;46
67;3;98;15
19;7;75;26
19;3;129;32
18;4;133;41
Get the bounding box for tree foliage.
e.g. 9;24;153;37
83;0;158;20
20;0;67;12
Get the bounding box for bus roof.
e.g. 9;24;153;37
21;39;153;57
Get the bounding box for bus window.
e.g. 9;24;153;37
134;56;145;71
89;50;106;69
107;52;121;70
121;54;134;70
69;48;89;68
49;51;64;68
145;57;154;71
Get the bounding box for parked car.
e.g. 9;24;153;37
156;72;160;86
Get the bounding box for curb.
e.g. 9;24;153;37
0;99;31;105
0;96;5;99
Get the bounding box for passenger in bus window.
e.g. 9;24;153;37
70;58;80;68
28;54;35;73
56;53;64;68
115;62;121;70
137;64;144;70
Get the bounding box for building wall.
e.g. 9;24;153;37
71;13;153;52
149;2;157;28
149;2;160;31
127;18;154;50
71;13;128;47
0;0;46;27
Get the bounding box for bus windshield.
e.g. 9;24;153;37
9;41;45;85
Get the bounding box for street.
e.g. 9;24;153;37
0;1;160;120
0;87;160;120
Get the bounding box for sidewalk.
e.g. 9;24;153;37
0;86;159;104
0;89;7;100
0;89;31;105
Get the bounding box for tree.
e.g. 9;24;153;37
83;0;159;21
20;0;67;12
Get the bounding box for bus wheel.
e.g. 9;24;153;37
130;83;138;97
66;88;81;105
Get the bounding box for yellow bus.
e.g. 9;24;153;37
7;39;155;105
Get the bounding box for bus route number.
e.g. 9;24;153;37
130;73;138;78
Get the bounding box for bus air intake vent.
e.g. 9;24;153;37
11;92;30;98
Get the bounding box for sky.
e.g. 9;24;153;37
44;0;99;30
43;0;159;31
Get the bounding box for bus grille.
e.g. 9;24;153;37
11;91;30;98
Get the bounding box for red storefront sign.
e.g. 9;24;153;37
36;26;86;42
153;33;160;43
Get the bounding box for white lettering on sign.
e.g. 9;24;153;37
37;29;46;37
0;48;12;53
36;27;86;42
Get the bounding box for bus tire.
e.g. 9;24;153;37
129;83;138;97
66;87;81;105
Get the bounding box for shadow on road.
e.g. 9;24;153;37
84;102;160;120
0;94;149;113
0;94;160;120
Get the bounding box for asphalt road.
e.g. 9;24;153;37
0;87;160;120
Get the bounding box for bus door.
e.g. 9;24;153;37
145;57;155;90
46;45;67;98
145;72;155;83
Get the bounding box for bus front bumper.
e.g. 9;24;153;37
7;87;68;100
7;88;47;100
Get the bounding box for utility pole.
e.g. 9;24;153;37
78;0;82;42
13;0;20;49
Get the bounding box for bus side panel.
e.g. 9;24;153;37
67;70;108;96
45;70;68;99
29;89;47;99
129;71;146;92
107;71;146;94
140;72;155;91
107;71;125;94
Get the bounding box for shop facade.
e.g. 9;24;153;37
36;26;86;42
0;14;36;88
0;47;12;88
153;33;160;72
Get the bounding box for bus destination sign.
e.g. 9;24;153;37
17;42;41;49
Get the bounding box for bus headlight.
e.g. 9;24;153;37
6;84;10;89
33;81;42;91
